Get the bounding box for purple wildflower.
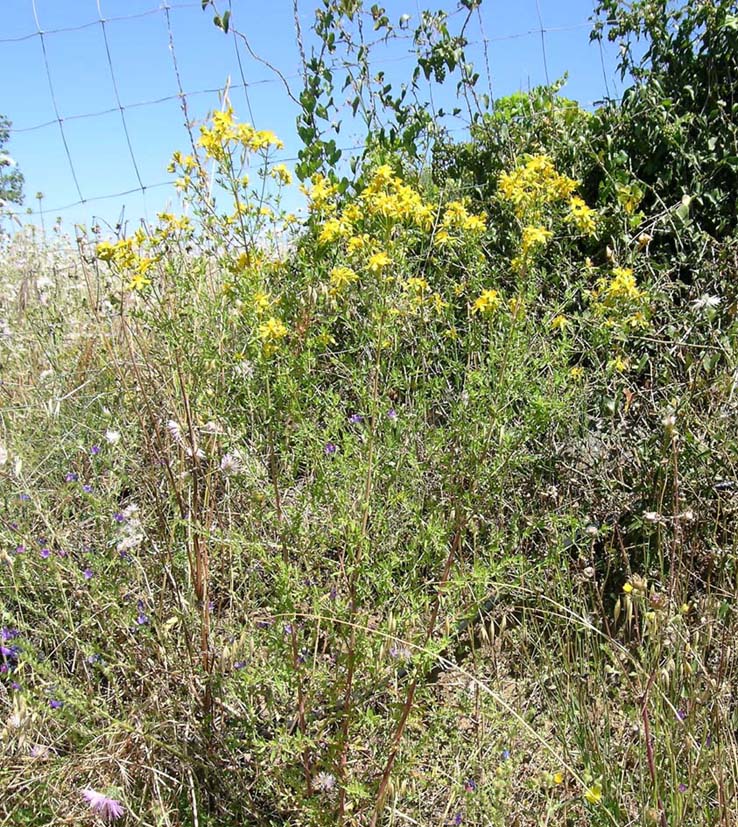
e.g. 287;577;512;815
19;493;30;501
14;545;25;555
49;699;63;709
40;548;51;559
453;813;463;825
387;408;397;421
83;484;93;494
136;613;149;626
464;779;476;793
284;623;293;635
1;628;19;642
81;789;125;821
678;783;687;793
233;661;247;670
83;568;94;580
348;413;363;424
90;445;101;455
113;512;125;523
324;442;337;456
501;749;511;761
676;709;687;721
65;472;78;483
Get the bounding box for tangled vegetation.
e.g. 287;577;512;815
1;1;737;825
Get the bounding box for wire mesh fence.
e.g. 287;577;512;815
1;0;621;228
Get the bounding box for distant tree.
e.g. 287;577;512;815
0;115;24;207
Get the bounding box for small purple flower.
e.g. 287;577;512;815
49;699;63;709
136;613;149;625
113;512;125;523
678;783;687;793
90;445;101;455
348;413;363;424
501;749;511;761
65;472;78;483
464;779;476;793
1;644;20;662
40;548;51;559
284;623;293;635
453;813;463;826
233;660;247;670
13;545;25;555
11;681;20;691
19;493;30;501
387;408;397;421
83;568;94;580
81;789;125;821
57;548;67;558
676;709;687;721
82;484;93;494
256;619;272;629
324;442;337;456
1;628;19;642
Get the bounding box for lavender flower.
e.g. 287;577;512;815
313;771;336;792
387;408;398;421
81;789;125;821
348;413;363;424
40;548;51;559
1;628;19;641
65;472;78;483
83;484;93;494
324;442;337;456
83;568;94;580
90;445;101;455
49;699;63;709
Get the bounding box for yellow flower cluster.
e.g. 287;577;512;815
198;106;284;162
329;266;358;294
96;238;156;291
498;155;577;220
472;289;502;315
566;196;598;235
357;164;433;229
301;173;339;213
258;317;289;354
597;267;643;305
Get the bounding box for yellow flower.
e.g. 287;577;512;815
521;225;553;255
600;267;643;303
584;785;602;805
258;317;288;342
463;213;487;234
472;289;502;315
623;582;634;594
566;196;598;235
405;277;429;293
127;272;151;291
569;366;584;380
367;251;391;274
253;291;272;314
318;218;348;245
347;234;370;256
553;772;565;785
96;241;116;263
550;314;568;330
329;266;358;292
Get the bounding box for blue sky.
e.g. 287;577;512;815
1;0;624;233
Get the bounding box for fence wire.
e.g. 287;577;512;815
3;1;618;221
